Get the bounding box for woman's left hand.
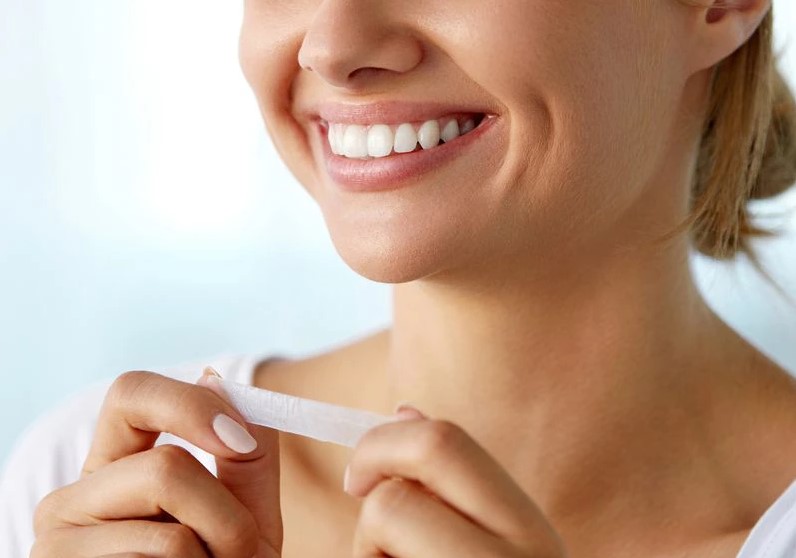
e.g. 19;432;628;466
345;405;568;558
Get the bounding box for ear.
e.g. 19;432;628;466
686;0;771;74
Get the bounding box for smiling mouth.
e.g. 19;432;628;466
319;113;490;160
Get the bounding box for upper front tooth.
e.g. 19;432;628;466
417;120;440;150
343;124;368;158
394;123;418;153
440;119;460;143
334;124;346;155
460;118;475;134
328;124;341;155
367;124;394;158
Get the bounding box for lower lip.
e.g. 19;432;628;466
319;116;500;192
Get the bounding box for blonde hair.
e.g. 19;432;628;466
672;0;796;265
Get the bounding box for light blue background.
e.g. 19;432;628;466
1;2;795;466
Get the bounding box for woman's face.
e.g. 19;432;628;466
239;1;699;283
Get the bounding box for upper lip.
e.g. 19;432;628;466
307;100;494;126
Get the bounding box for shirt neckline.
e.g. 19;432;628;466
736;477;796;557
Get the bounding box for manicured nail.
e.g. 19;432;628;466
391;403;427;421
212;414;257;454
343;463;351;493
197;366;223;386
392;400;413;414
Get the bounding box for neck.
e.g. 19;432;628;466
381;235;744;522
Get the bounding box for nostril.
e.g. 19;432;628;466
348;66;390;82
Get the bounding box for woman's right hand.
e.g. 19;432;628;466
30;368;283;558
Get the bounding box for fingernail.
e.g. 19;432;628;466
343;463;351;493
391;403;427;421
197;366;223;386
392;400;413;414
212;414;257;454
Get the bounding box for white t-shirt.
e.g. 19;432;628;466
1;352;795;558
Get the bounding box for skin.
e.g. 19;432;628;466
32;0;796;557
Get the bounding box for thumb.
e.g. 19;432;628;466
216;423;283;558
199;369;284;558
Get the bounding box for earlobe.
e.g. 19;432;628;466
703;0;770;34
687;0;770;73
705;7;726;24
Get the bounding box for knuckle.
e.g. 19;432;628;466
415;419;465;462
106;370;157;408
360;478;413;533
32;489;65;535
214;508;259;555
154;523;200;555
148;444;197;484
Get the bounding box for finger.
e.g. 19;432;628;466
35;444;259;558
202;375;284;558
346;416;552;546
352;478;512;558
82;370;258;476
96;554;150;558
30;520;210;558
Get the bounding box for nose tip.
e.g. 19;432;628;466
298;47;363;88
296;7;423;89
298;38;423;89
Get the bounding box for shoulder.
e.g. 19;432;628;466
726;351;796;558
0;352;261;558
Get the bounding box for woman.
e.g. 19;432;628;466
3;0;796;556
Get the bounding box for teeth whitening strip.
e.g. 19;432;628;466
212;377;396;448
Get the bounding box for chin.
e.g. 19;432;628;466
324;220;461;284
312;168;504;283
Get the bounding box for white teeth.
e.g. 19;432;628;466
393;123;418;153
328;124;343;155
343;124;368;158
440;119;460;143
328;123;341;155
367;124;393;158
334;124;346;155
417;120;440;150
327;115;481;158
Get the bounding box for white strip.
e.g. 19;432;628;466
214;377;395;448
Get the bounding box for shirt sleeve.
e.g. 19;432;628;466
0;381;109;558
0;353;250;558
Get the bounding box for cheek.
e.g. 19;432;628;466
239;16;320;192
443;3;677;238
